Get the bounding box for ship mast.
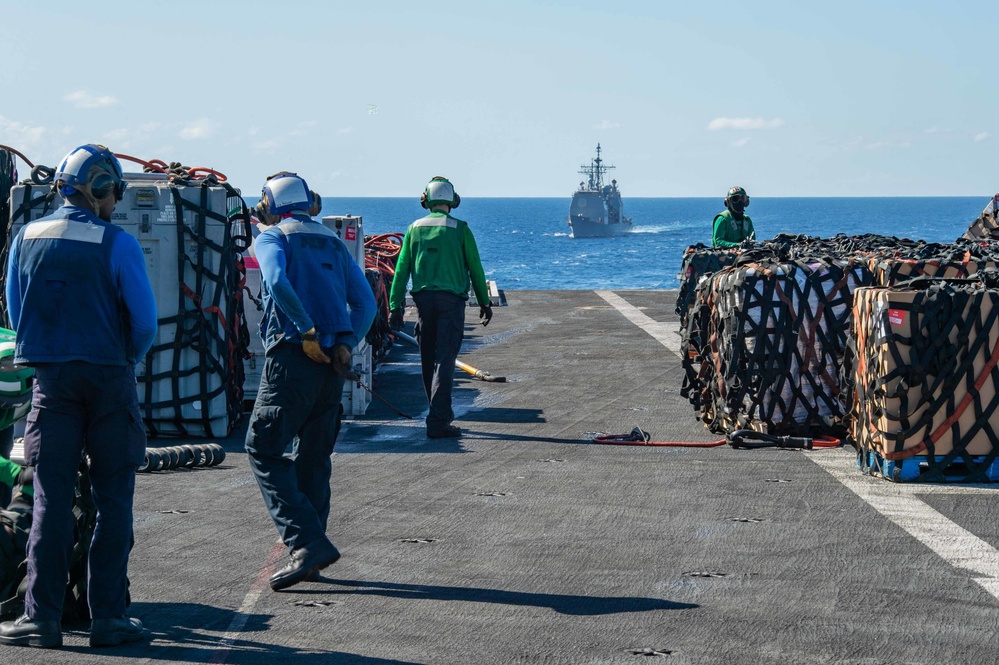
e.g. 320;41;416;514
578;143;615;190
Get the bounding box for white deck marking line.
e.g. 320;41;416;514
594;290;684;359
809;450;999;602
598;289;999;599
207;540;286;664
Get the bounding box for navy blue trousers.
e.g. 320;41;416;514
22;363;145;622
412;291;466;431
245;342;344;552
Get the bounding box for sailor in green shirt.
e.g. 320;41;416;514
712;186;756;248
389;177;493;439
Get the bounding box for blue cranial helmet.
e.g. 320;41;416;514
54;144;126;201
261;172;312;215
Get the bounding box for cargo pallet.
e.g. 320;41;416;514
858;447;999;483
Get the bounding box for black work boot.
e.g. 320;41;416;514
428;424;461;438
90;615;145;647
0;614;62;648
270;540;341;591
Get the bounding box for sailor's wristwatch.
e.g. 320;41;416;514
302;328;318;341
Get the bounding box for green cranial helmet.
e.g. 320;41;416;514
726;186;750;208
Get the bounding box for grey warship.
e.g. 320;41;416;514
567;143;632;238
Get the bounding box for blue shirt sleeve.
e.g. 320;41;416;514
110;232;158;360
5;233;21;330
255;228;314;334
335;259;378;349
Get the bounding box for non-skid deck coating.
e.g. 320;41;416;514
5;289;999;665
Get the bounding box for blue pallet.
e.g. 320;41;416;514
858;448;999;483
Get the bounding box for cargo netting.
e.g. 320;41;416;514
142;175;252;438
846;274;999;481
4;169;252;439
964;194;999;241
678;233;999;447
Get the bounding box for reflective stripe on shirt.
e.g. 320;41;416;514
23;219;106;244
274;220;339;238
412;217;458;229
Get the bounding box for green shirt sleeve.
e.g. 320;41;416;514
463;226;490;307
389;228;413;311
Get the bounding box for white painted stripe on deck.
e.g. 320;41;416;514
595;290;999;601
809;450;999;601
207;541;286;664
594;290;683;359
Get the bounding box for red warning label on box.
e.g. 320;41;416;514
345;225;356;241
888;309;905;326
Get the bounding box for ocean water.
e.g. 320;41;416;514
321;197;987;290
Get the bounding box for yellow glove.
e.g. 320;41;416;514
301;328;331;364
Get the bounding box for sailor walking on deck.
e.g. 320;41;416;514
0;144;157;649
244;172;376;591
389;176;493;439
712;186;756;248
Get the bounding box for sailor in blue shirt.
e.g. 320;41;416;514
0;144;156;648
245;172;376;591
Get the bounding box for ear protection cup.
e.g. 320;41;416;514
253;198;280;226
420;190;429;209
90;172;115;200
451;192;460;209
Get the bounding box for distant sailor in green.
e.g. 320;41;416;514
389;176;493;439
712;186;755;248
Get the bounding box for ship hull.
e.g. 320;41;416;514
567;215;632;238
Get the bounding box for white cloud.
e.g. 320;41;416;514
289;120;318;137
0;114;46;145
100;122;162;150
593;120;621;130
337;127;355;135
179;118;215;140
845;136;908;151
923;126;951;135
102;128;130;143
63;90;119;109
730;137;752;148
707;117;785;131
252;139;282;152
975;132;990;142
329;171;342;180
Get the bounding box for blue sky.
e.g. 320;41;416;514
1;1;994;197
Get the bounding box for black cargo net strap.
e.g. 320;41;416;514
678;234;999;442
689;257;863;436
140;180;251;438
1;183;60;322
851;281;999;482
964;196;999;241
